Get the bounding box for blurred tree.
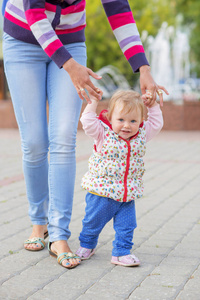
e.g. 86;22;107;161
85;0;176;87
176;0;200;77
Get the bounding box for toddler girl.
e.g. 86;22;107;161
76;89;163;267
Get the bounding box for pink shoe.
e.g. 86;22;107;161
76;246;95;260
111;254;140;267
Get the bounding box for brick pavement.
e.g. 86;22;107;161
0;129;200;300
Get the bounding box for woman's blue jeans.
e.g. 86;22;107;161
3;33;87;242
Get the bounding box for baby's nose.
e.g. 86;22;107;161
124;122;130;128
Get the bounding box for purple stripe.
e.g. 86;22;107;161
4;18;85;46
57;13;85;30
23;0;44;11
57;28;86;44
128;53;149;73
102;1;130;18
101;0;116;3
66;0;77;4
37;30;55;45
4;18;38;44
51;46;72;68
119;36;141;49
7;2;26;20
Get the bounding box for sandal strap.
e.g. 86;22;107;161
24;237;45;248
44;231;49;239
57;252;80;265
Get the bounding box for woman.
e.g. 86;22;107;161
2;0;167;269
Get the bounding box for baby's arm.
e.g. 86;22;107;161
80;100;105;151
142;93;163;142
145;103;164;142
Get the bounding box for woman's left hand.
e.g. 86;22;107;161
139;65;169;107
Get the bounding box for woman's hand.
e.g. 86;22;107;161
63;58;103;103
139;65;169;107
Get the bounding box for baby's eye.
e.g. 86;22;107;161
131;120;136;123
119;119;124;122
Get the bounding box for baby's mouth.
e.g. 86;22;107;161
121;129;131;134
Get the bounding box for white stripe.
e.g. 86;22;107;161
6;6;27;23
122;41;143;53
113;23;139;44
42;35;58;50
30;19;56;47
59;10;85;26
7;2;56;25
45;11;55;24
9;0;25;12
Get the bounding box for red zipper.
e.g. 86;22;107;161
123;140;131;202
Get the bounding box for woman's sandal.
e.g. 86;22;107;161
48;242;81;269
24;231;49;251
111;254;140;267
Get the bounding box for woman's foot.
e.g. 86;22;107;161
24;224;48;251
49;240;81;269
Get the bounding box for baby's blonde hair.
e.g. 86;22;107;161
107;90;144;121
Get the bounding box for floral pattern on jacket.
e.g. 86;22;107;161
81;121;146;202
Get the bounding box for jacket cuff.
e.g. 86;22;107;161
128;52;150;73
51;46;72;68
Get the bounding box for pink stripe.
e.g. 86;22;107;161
5;11;30;30
124;45;145;60
44;2;57;12
61;0;86;15
108;12;135;30
44;39;63;57
25;8;46;26
56;24;86;35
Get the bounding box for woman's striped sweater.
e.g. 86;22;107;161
3;0;149;70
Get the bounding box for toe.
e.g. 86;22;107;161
24;242;42;250
69;258;80;266
62;258;81;268
63;260;72;268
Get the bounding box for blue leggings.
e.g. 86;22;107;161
79;193;137;256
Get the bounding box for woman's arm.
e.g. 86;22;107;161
101;0;169;105
22;0;102;102
101;0;148;73
23;0;71;68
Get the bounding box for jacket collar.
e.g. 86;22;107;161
98;109;143;140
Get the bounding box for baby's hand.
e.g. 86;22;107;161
96;88;103;101
83;87;103;114
90;88;103;102
142;91;157;108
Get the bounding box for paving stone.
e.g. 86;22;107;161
128;284;178;300
175;266;200;300
1;130;200;300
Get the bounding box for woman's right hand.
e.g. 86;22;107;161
63;58;103;103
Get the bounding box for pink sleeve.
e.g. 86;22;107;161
80;111;105;152
145;104;164;142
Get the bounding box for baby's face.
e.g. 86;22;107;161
110;105;141;140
